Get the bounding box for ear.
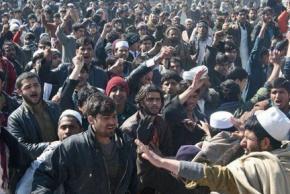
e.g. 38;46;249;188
16;89;22;96
260;137;271;151
87;115;94;125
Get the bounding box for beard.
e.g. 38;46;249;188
22;93;41;106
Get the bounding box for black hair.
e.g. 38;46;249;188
140;35;155;44
161;70;182;84
135;84;164;108
245;115;282;149
226;67;248;81
215;52;229;65
77;86;102;108
261;6;273;15
224;41;237;52
219;79;241;102
106;31;120;43
75;37;94;49
84;93;116;117
269;77;290;93
72;23;85;32
53;13;61;18
39;38;51;47
16;72;40;89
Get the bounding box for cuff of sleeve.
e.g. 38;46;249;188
178;161;205;180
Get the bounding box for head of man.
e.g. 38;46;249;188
220;79;241;103
241;107;290;154
224;42;238;63
196;21;209;40
137;23;148;36
135;84;164;116
261;7;273;24
148;13;158;25
86;93;118;140
75;37;94;64
214;52;231;77
185;19;193;31
140;35;154;53
237;8;247;24
16;72;42;105
50;49;62;68
270;78;290;112
28;14;37;27
169;57;182;75
226;67;248;92
105;76;129;110
72;23;86;39
114;40;129;60
161;71;182;96
77;86;100;114
126;33;140;52
58;109;83;141
248;8;257;21
53;13;62;25
165;27;181;46
3;41;16;60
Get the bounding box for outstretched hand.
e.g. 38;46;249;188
137;116;154;145
191;67;207;91
135;139;163;168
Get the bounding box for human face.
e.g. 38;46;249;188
142;92;162;115
51;53;61;68
185;91;199;111
140;71;153;85
167;29;179;39
109;86;127;105
162;79;179;95
271;88;290;111
262;11;273;23
214;63;230;76
185;20;193;30
76;44;93;64
249;10;257;21
19;77;42;105
240;129;260;154
58;116;82;141
138;27;147;36
77;70;89;88
225;50;237;63
89;112;118;138
237;11;247;24
75;28;85;39
169;62;182;75
3;44;16;59
115;47;129;60
140;40;153;52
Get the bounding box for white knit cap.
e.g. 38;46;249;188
210;111;234;129
115;40;129;49
182;65;208;81
256;106;290;141
59;109;82;125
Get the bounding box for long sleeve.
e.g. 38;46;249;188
32;144;69;193
277;10;288;34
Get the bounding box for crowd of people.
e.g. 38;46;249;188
0;0;290;193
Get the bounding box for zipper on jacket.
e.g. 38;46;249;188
115;154;129;194
102;155;112;194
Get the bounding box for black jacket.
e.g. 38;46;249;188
32;126;137;194
7;101;61;159
1;127;33;193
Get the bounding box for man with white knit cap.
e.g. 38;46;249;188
136;106;290;194
16;109;83;194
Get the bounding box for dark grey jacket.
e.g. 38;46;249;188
32;126;137;194
7;101;60;159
